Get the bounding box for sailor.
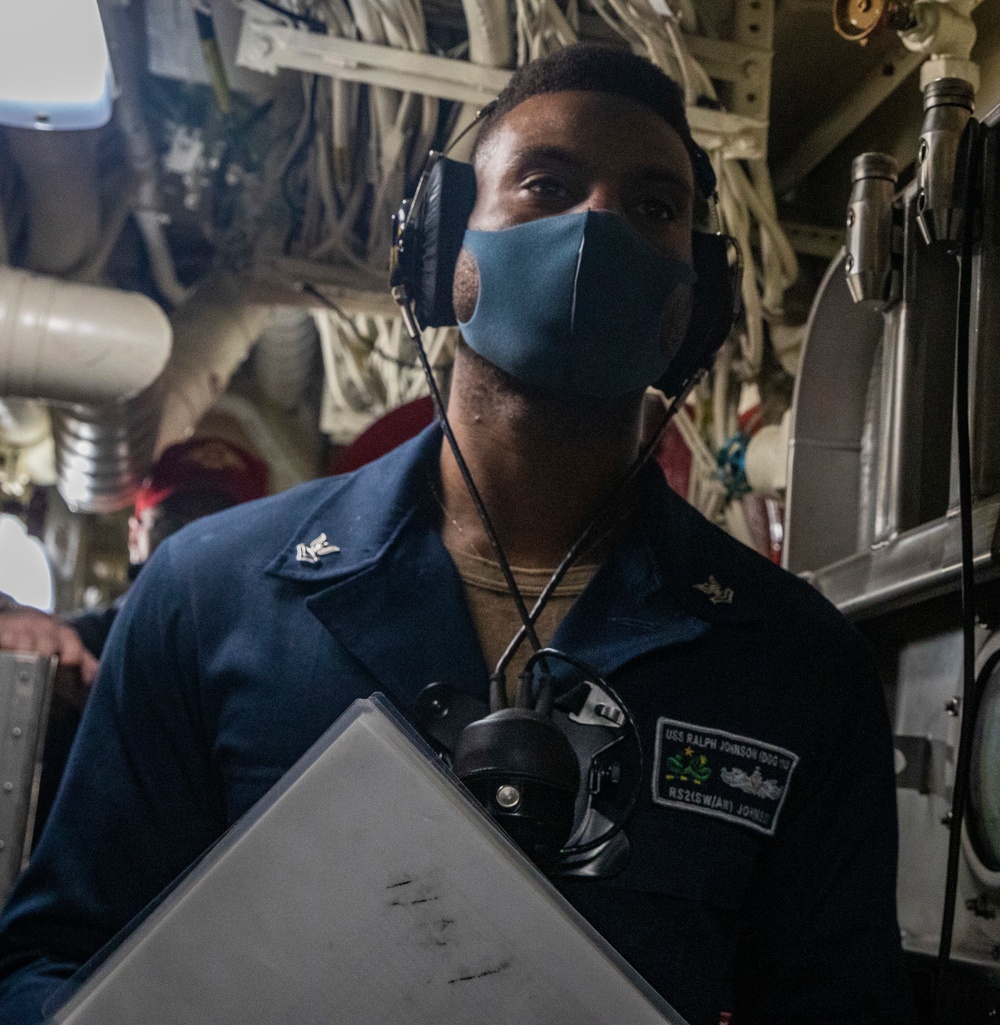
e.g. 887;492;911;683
0;45;912;1025
0;437;269;833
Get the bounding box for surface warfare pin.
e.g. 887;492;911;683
295;533;340;564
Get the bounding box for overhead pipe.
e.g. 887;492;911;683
156;275;274;453
0;265;172;512
0;267;283;510
97;0;189;308
0;266;171;404
50;389;163;513
446;0;513;161
253;308;319;411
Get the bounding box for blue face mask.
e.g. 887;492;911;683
458;210;696;399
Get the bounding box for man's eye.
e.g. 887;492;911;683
522;177;568;198
633;199;678;222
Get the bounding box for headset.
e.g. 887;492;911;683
389;104;742;876
390;118;740;400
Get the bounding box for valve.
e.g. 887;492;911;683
833;0;908;45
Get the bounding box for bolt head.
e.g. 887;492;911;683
495;784;521;810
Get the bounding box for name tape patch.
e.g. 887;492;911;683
652;718;799;836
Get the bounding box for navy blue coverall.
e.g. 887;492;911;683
0;425;912;1025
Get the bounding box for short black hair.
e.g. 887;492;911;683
473;43;716;198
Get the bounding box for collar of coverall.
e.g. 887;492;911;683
265;423;766;628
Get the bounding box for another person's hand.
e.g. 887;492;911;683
0;609;99;685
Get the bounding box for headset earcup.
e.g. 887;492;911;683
414;157;478;328
656;231;741;398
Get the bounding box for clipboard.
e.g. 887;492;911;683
52;695;685;1025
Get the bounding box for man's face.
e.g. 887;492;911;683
453;89;696;335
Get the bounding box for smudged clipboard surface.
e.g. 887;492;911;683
50;695;685;1025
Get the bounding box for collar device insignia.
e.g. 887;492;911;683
295;533;340;564
694;575;734;605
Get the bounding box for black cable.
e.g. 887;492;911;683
281;75;319;211
521;646;608;685
934;117;982;1020
493;384;692;681
398;314;547;679
253;0;327;33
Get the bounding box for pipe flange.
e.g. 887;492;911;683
921;56;980;93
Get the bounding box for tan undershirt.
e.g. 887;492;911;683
446;545;599;701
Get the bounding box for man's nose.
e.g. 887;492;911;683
580;184;624;216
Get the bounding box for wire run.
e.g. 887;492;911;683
933;117;982;1021
492;381;694;684
393;293;547;685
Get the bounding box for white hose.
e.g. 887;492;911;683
253;308;320;411
0;266;171;404
155;276;274;453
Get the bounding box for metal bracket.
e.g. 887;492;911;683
236;2;772;160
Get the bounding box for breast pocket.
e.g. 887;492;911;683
555;806;762;1025
605;801;765;911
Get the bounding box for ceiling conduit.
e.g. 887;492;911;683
0;266;172;512
252;308;319;412
155;275;275;455
0;126;106;500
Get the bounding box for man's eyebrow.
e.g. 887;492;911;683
510;145;587;169
638;168;694;197
508;146;693;195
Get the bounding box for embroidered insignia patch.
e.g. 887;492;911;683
652;718;799;836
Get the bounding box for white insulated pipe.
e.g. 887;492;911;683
446;0;513;160
156;276;274;453
253;308;319;411
0;266;172;405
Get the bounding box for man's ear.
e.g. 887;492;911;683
452;247;480;325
